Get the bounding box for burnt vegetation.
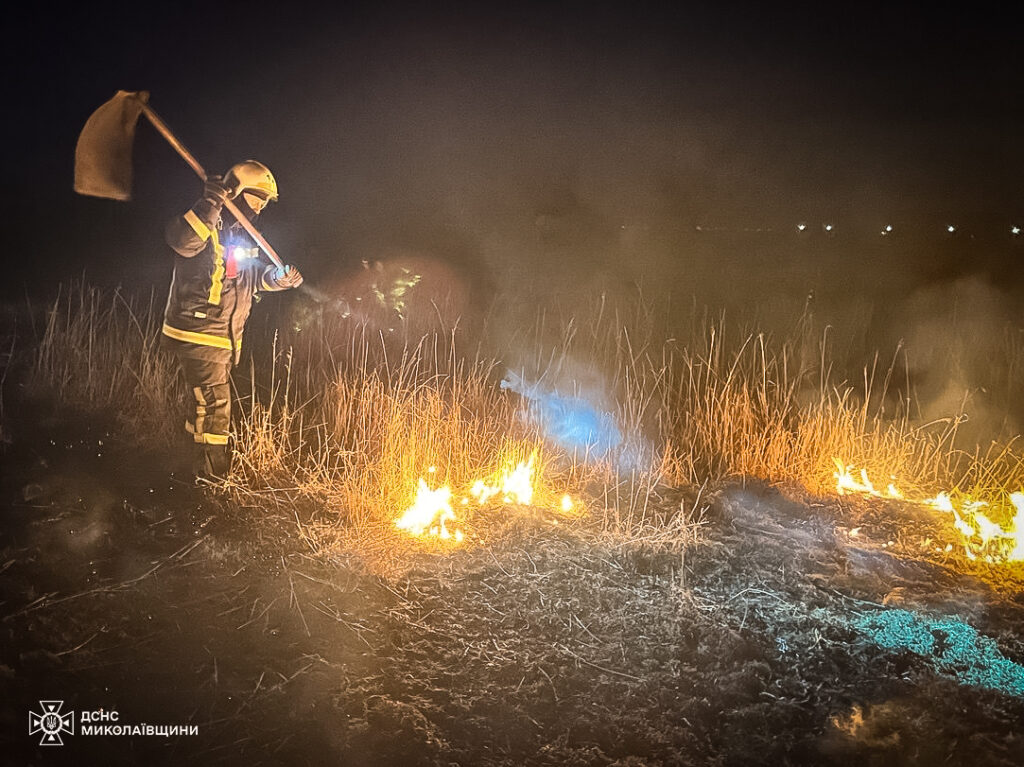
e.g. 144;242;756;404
1;274;1023;765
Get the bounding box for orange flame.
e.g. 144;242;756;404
395;479;463;542
833;458;1024;564
395;452;577;544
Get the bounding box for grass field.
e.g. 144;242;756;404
25;278;1024;566
4;277;1024;765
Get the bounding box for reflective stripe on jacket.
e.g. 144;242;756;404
161;197;279;363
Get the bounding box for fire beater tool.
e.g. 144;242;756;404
76;90;405;323
74;90;285;269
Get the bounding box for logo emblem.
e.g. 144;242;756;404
29;701;74;746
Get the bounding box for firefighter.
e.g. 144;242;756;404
161;160;303;480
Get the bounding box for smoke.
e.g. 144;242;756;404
500;370;652;473
96;7;1020;460
865;274;1023;444
151;8;1006;378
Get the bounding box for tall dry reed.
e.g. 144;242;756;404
30;280;1024;543
32;280;179;442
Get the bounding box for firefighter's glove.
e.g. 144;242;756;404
202;176;233;207
222;169;248;200
271;264;303;289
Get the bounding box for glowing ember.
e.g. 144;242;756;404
833;459;1024;563
395;452;576;544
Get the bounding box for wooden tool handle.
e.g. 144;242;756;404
138;100;286;269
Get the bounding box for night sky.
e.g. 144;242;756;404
5;2;1023;311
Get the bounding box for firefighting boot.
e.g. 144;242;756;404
195;444;232;481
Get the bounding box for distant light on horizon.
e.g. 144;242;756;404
662;222;1020;236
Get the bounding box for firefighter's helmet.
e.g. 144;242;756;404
225;160;278;202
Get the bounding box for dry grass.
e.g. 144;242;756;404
28;279;1024;558
655;325;963;494
32;281;180;442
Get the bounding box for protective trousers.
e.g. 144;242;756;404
176;355;233;479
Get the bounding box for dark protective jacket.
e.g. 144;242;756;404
161;193;289;364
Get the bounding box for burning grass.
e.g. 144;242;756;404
28;279;1024;571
